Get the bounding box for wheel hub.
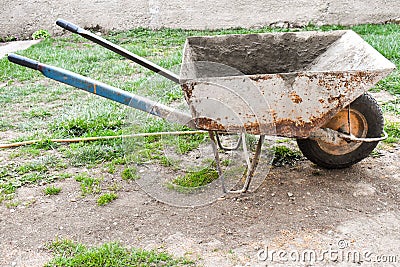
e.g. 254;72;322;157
317;108;368;156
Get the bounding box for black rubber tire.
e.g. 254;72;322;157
296;93;384;169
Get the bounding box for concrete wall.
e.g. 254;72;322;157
1;0;399;39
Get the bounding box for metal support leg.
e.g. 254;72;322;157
208;131;227;193
209;131;265;194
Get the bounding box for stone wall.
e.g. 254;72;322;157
1;0;399;40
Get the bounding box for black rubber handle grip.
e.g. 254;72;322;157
56;19;80;33
8;54;39;70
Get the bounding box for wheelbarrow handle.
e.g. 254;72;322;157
7;53;194;128
8;53;39;70
55;18;180;84
56;19;80;34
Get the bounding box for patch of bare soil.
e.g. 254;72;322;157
0;144;399;267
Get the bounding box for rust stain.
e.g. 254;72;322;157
194;117;265;135
249;74;274;82
181;82;195;100
192;103;349;138
289;91;302;104
327;94;341;103
315;71;379;92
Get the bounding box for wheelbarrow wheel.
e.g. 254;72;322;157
296;93;383;169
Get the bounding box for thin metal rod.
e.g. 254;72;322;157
228;135;265;193
0;130;206;149
215;133;243;151
347;103;352;135
338;130;388;142
208;131;227;193
56;19;180;84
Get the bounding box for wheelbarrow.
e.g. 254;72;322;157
7;19;396;195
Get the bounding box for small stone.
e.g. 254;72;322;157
287;192;294;197
10;209;15;213
11;262;17;267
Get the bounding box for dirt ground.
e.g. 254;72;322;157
0;143;399;266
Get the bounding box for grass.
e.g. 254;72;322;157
50;101;126;138
382;99;400;115
44;186;62;195
45;239;195;267
121;167;139;180
170;167;219;188
75;173;102;196
0;155;66;199
65;141;124;167
175;133;208;154
97;193;118;206
384;121;400;143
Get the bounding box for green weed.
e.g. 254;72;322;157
104;162;116;174
271;145;303;167
44;186;62;195
107;183;122;192
75;173;102;195
17;161;48;174
32;29;51;40
6;200;21;208
58;173;73;179
121;167;138;180
97;193;118;206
